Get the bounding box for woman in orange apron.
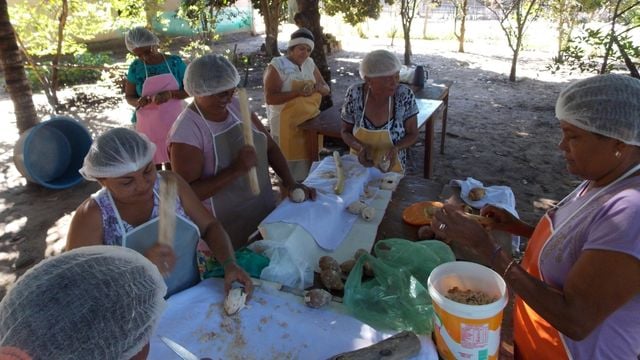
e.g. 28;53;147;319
340;50;419;174
430;74;640;359
264;28;330;181
169;54;316;250
124;27;188;170
67;128;254;298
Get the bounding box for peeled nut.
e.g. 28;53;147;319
320;268;344;290
380;175;397;190
304;288;332;308
289;188;306;203
360;206;376;221
223;288;247;316
347;200;367;215
379;157;391;172
319;256;341;272
468;187;486;201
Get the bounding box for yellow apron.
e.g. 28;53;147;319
279;79;321;180
349;91;403;173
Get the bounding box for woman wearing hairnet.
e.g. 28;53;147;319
341;49;419;173
0;246;166;359
124;27;188;170
67;128;253;298
263;28;331;180
430;74;640;358
169;54;316;250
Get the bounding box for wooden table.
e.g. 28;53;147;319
299;80;452;179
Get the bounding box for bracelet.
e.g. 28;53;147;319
490;246;502;267
220;258;236;268
502;259;517;278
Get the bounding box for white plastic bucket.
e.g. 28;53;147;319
427;261;508;360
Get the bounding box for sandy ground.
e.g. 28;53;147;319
0;24;587;298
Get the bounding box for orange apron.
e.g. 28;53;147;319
350;90;403;173
514;215;571;359
514;162;640;358
278;79;321;181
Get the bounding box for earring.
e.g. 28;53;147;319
615;151;622;158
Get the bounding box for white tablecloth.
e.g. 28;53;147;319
149;278;438;360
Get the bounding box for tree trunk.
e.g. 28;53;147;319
458;0;467;53
422;1;428;38
261;0;281;58
509;47;519;81
0;0;38;133
50;0;68;107
403;30;412;65
296;0;332;110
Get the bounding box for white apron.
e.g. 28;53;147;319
107;189;200;297
194;103;275;249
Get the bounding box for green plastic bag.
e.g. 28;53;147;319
198;248;270;279
344;239;454;335
374;239;455;288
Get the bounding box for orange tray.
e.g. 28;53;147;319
402;201;444;226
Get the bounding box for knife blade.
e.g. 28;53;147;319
253;279;343;303
160;336;199;360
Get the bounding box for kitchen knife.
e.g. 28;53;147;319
160;336;199;360
253;279;343;303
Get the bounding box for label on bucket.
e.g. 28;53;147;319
432;302;503;360
461;324;488;349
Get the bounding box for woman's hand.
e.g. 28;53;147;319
144;243;177;277
152;91;172;105
480;204;527;234
287;183;317;201
136;96;152;109
432;203;496;266
357;145;375;167
223;262;254;300
232;145;258;174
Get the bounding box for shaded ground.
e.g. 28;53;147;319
0;28;585;299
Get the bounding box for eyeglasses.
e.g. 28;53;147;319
213;88;237;98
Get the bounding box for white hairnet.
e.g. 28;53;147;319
556;74;640;145
79;127;156;181
359;49;402;79
184;53;240;97
125;27;159;52
0;246;166;360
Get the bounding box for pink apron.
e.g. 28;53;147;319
136;60;184;164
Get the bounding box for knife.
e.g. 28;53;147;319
160;336;199;360
253;279;343;303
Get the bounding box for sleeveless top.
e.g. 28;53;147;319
92;176;189;246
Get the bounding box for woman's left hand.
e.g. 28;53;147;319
223;262;254;300
152;91;172;105
431;203;495;265
287;183;317;201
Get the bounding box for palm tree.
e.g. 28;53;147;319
0;0;38;134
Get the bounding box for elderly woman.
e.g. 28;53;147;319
431;74;640;358
67;128;253;297
341;49;419;173
124;27;188;170
169;54;316;250
0;246;166;359
263;27;331;180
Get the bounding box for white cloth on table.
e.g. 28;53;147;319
260;154;382;251
148;277;438;360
